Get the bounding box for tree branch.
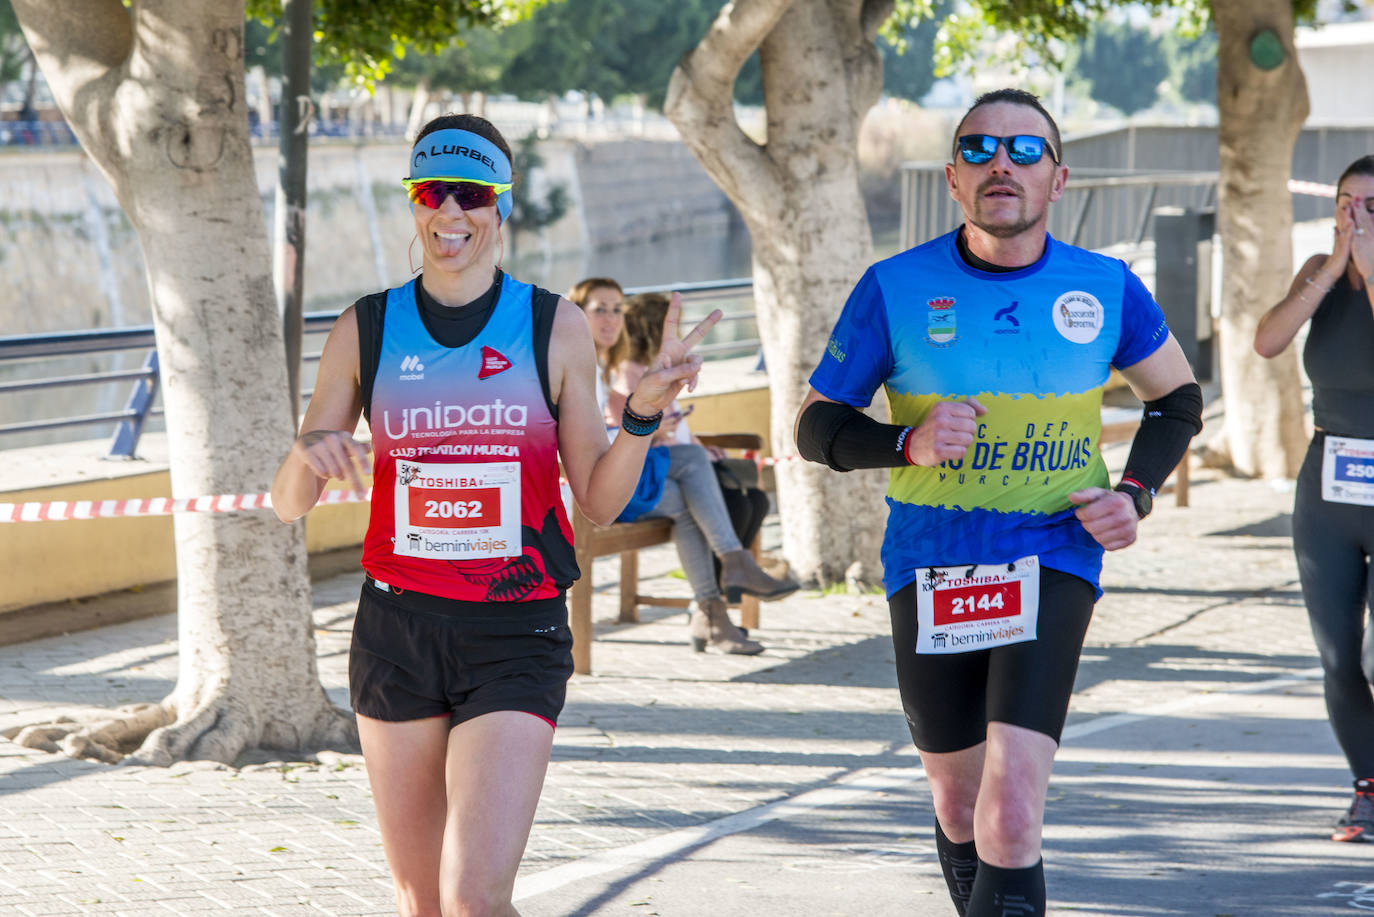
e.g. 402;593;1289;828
859;0;895;41
11;0;131;173
846;0;893;116
685;0;797;93
665;0;796;217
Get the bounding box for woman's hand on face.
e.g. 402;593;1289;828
1350;198;1374;282
1328;204;1355;277
626;292;722;415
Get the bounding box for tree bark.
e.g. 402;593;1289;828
667;0;893;585
275;0;312;427
406;75;432;141
1212;0;1310;478
14;0;355;765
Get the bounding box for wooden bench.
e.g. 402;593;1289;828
568;433;764;675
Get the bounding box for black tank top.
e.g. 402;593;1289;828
1304;273;1374;438
354;270;561;426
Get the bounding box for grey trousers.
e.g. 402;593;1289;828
639;443;742;601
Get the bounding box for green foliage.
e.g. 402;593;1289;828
508;131;568;232
880;1;949;103
1075;22;1168;116
1169;28;1217;105
387;26;508;92
245;0;554;87
0;0;33;89
898;0;1364;77
491;0;719;107
888;0;1205;74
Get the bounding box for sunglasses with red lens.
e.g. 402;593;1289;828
402;178;512;211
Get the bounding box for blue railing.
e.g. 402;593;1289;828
0;120;78;146
0;279;758;458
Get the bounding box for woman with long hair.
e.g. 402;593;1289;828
271;115;719;915
1255;154;1374;843
568;279;796;655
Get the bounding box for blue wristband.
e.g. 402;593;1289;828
621;403;663;437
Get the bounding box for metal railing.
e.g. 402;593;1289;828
899;164;1219;254
0;278;758;458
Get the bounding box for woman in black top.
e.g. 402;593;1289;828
1255;155;1374;843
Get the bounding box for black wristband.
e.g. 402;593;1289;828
621;402;663;437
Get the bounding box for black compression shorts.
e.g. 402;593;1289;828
888;566;1095;752
349;578;574;728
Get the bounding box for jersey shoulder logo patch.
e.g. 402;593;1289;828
1050;291;1103;344
478;346;513;379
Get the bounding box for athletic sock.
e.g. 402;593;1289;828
965;858;1045;917
934;821;978;915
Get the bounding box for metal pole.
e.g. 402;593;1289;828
274;0;313;427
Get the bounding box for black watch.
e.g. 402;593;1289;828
1114;480;1153;520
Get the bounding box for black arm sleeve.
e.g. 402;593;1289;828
797;399;913;472
1120;382;1204;493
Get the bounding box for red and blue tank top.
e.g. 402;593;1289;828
361;275;577;602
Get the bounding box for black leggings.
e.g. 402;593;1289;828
1293;434;1374;778
888;567;1095;753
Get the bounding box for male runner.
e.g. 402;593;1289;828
795;88;1203;915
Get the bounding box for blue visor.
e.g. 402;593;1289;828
408;128;514;222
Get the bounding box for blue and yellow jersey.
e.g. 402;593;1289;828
809;229;1168;597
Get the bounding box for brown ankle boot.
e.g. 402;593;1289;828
719;549;800;604
689;597;763;655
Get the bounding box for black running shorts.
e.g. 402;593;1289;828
888;566;1095;752
349;578;574;728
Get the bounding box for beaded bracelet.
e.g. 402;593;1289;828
620;402;663;437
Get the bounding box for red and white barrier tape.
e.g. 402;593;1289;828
0;458;815;523
1289;179;1337;198
0;487;370;523
743;450;799;468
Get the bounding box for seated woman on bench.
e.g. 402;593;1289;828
568;278;797;656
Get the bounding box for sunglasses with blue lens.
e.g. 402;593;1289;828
956;134;1059;166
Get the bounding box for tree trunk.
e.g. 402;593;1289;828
406;76;432;141
667;0;893;585
14;0;355;765
1212;0;1310;478
275;0;312;427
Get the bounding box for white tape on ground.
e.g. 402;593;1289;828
513;666;1323;902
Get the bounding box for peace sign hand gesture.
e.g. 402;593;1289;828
625;292;722;416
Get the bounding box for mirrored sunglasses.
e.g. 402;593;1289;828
956;134;1059;166
401;178;513;211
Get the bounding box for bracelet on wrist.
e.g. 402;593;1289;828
621;402;663;437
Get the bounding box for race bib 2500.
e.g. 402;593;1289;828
1322;436;1374;507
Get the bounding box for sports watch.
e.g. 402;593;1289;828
1113;478;1153;520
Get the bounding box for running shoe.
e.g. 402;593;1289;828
1332;778;1374;843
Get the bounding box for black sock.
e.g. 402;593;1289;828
966;858;1045;917
934;821;979;915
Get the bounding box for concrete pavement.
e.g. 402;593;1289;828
1;436;1370;915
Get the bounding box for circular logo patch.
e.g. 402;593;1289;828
1051;291;1104;344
